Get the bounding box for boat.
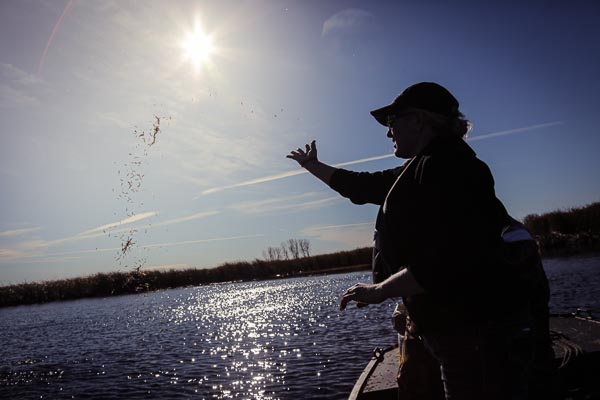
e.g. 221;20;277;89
349;309;600;400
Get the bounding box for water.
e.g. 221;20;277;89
543;253;600;315
1;254;599;399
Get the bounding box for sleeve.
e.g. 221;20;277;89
329;165;405;206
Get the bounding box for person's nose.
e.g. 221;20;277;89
386;128;393;138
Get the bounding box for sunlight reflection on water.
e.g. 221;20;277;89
157;277;375;399
1;255;599;399
1;272;396;399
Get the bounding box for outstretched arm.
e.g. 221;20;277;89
287;140;337;186
339;267;424;310
287;139;402;205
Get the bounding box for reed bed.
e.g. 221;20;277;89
0;247;372;308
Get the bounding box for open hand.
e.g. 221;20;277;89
286;140;318;167
340;282;385;310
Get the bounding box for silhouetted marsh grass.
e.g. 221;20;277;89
0;247;372;308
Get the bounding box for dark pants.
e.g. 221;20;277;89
422;320;536;400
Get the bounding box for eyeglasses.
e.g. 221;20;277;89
386;111;413;128
386;115;396;128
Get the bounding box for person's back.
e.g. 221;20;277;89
501;224;554;397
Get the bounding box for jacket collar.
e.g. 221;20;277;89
419;135;476;158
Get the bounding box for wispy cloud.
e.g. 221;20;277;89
77;211;159;236
0;210;220;264
0;248;28;259
302;222;373;248
0;241;89;264
229;193;339;215
57;210;218;243
0;83;39;108
304;222;374;232
197;121;563;196
264;196;340;214
0;63;42;109
0;63;40;86
157;108;288;193
322;9;374;36
230;193;314;213
0;233;263;264
43;246;120;258
95;111;131;129
0;227;42;238
77;210;220;239
141;233;265;249
151;210;220;228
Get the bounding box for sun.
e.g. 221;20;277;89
181;22;214;69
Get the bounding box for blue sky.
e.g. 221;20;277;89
1;0;599;284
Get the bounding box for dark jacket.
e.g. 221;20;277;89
330;136;531;332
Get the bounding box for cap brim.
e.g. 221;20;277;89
370;104;395;127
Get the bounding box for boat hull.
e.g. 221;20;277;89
349;315;600;400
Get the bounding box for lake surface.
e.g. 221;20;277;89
1;254;599;399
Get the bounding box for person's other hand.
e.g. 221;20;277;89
340;283;385;310
286;140;318;167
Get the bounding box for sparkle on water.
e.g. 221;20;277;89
0;272;396;399
1;255;599;399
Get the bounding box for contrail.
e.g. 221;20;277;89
2;210;220;256
305;222;374;231
77;211;159;236
197;121;563;196
195;156;395;197
37;0;76;76
6;233;264;262
466;121;563;142
197;169;307;197
0;227;41;238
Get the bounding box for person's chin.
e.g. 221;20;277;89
394;148;408;159
394;145;416;159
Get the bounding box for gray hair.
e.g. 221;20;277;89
416;109;473;139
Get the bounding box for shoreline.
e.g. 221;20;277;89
0;247;374;308
2;249;599;309
0;264;372;309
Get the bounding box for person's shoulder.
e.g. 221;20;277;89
419;141;493;184
389;164;408;175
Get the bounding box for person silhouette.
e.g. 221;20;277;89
287;82;551;400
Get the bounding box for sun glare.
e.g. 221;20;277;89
181;22;214;69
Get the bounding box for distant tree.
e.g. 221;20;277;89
262;238;312;260
262;248;272;261
299;239;311;257
263;246;283;261
280;242;290;260
274;246;284;260
287;238;300;259
523;202;600;236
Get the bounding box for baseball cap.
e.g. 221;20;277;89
370;82;460;127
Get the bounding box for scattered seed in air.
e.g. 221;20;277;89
112;114;171;271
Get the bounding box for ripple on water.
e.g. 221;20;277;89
1;257;598;399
